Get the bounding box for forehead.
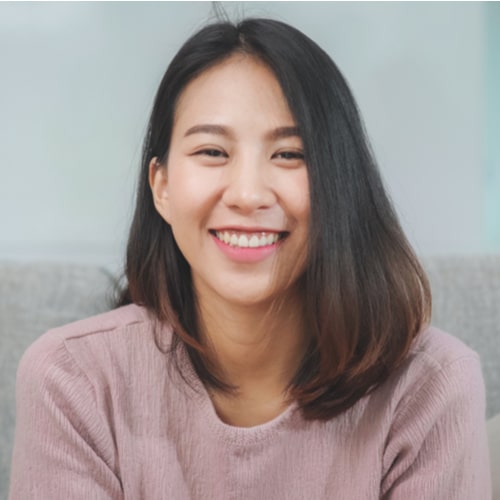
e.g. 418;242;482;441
173;54;296;129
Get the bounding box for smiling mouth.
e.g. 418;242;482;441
209;230;288;248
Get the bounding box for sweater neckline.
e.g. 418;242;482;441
176;342;301;446
199;390;299;446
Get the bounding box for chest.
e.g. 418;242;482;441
113;416;384;500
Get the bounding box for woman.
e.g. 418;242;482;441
9;18;491;499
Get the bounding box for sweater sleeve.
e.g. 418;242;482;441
381;355;492;499
8;332;123;500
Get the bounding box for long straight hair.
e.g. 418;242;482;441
117;18;431;420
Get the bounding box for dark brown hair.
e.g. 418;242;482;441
117;18;431;420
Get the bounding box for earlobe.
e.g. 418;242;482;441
149;157;171;223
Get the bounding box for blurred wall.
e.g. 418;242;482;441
0;2;494;273
485;2;500;250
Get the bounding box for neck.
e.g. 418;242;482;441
197;289;306;405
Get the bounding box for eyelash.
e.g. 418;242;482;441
195;149;227;158
273;151;304;160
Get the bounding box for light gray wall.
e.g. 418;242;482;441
0;2;487;272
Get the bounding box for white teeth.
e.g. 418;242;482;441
238;234;249;247
249;235;259;248
214;230;283;248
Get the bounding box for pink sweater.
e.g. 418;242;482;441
9;305;491;499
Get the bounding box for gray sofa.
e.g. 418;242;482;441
1;256;499;499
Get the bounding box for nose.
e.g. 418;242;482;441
221;155;276;213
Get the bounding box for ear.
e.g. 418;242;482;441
149;157;171;223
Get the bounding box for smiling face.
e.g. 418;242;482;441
150;55;310;309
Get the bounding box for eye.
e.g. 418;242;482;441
273;151;304;160
272;150;305;168
194;148;228;158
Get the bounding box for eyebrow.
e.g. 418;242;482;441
184;124;231;138
183;124;301;141
267;126;301;141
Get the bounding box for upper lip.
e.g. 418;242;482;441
209;226;287;233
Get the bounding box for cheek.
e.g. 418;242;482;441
166;167;220;223
286;171;310;222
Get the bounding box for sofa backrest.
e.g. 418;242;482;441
423;255;500;419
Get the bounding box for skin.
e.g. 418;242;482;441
150;55;310;426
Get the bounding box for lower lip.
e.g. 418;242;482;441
211;234;282;263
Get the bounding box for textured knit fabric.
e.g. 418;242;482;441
9;304;491;499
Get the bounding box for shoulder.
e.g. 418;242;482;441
378;327;491;497
20;304;154;361
381;326;484;414
357;325;486;448
408;325;479;369
17;304;174;395
378;325;486;449
47;303;154;342
397;326;483;403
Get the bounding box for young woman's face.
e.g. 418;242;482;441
150;55;310;308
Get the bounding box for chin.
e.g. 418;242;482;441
219;291;275;308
